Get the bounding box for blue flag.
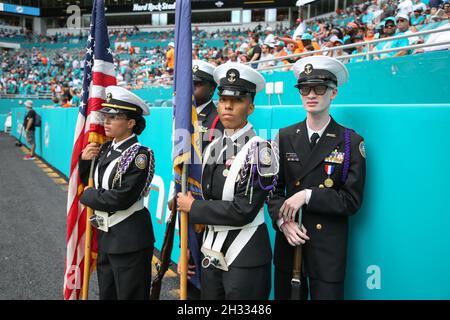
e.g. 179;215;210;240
172;0;203;289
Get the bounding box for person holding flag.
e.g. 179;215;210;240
177;62;279;300
79;85;155;300
170;59;224;300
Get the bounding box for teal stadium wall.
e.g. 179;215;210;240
8;51;450;299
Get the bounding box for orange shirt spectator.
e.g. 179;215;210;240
61;97;72;108
166;42;175;70
274;42;289;64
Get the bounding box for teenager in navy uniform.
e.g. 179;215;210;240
192;59;224;152
177;63;279;300
79;86;155;300
171;60;225;300
268;56;366;300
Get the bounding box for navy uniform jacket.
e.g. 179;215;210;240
79;136;155;254
189;128;273;268
197;101;224;153
268;117;366;282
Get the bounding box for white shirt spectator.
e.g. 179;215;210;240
423;23;450;52
264;33;275;46
258;52;275;69
72;59;80;70
293;20;307;40
398;0;414;16
413;1;427;12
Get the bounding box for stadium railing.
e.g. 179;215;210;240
254;26;450;72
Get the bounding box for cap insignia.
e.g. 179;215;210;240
226;69;239;83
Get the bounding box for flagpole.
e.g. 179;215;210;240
180;163;188;300
82;158;96;300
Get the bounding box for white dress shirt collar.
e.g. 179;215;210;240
111;133;136;151
196;100;212;115
223;121;253;143
306;116;331;141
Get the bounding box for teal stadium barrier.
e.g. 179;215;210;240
8;51;450;299
0;114;6;131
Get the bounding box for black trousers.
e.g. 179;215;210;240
97;246;153;300
188;281;201;300
201;264;271;300
274;267;344;300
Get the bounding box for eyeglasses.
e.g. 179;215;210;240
298;85;330;96
397;19;408;23
384;25;395;29
101;114;129;122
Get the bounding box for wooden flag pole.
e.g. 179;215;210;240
81;158;96;300
180;163;188;300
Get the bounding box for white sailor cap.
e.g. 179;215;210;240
293;56;349;87
192;59;216;84
213;62;265;97
101;85;150;116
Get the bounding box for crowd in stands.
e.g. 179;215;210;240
0;0;448;100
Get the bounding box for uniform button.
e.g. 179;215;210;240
295;181;301;187
316;224;322;230
206;184;210;189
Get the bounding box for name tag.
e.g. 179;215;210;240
286;152;300;162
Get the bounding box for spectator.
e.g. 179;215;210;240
397;0;414;16
258;43;275;70
392;13;413;57
349;35;368;63
23;100;36;160
411;6;426;25
373;17;397;59
428;0;443;9
239;54;250;63
326;36;349;62
412;0;428;12
364;25;376;41
362;5;376;24
422;16;450;52
247;34;262;69
61;96;72;108
301;44;317;58
165;42;175;73
264;26;276;46
70;88;80;107
273;41;290;70
343;23;359;53
444;2;450;16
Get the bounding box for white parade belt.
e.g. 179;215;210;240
92;199;144;232
201;209;265;271
200;135;266;272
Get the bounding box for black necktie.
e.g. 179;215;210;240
310;132;320;150
218;137;234;164
106;143;115;157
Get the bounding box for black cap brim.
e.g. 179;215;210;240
99;107;125;115
218;87;253;97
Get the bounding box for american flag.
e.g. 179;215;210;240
63;0;116;300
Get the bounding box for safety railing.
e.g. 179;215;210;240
253;26;450;71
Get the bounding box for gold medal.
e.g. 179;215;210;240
223;168;229;177
324;178;334;188
319;184;325;188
